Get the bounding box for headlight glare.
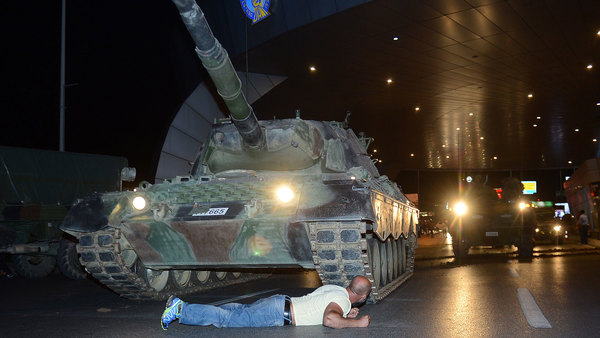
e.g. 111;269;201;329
553;225;561;232
132;196;147;210
276;186;294;203
519;202;527;210
454;202;467;216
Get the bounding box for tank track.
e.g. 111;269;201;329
76;227;267;300
309;221;415;302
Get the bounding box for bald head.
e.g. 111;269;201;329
348;275;372;298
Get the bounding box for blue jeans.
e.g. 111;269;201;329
179;294;286;328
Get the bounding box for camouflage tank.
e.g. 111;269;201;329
60;0;418;302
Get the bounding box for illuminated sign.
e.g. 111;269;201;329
241;0;271;24
522;181;537;194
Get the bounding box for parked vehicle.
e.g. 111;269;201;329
0;146;133;279
534;208;568;244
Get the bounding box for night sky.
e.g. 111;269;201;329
2;1;205;182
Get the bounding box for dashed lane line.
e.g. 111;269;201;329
509;267;520;278
517;288;552;328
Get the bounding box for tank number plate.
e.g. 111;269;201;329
192;207;229;216
485;232;499;237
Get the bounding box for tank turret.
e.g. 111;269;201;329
172;0;264;149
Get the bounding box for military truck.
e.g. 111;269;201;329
59;0;418;302
448;176;535;258
0;146;133;279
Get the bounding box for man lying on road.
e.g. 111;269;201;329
161;275;372;329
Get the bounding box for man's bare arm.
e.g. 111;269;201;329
322;302;370;328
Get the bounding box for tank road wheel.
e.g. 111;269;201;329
138;260;169;292
367;238;381;288
13;254;56;279
215;271;227;281
195;270;211;284
385;239;394;283
378;240;388;286
399;237;407;274
172;270;192;288
147;269;169;291
391;238;399;279
57;238;87;280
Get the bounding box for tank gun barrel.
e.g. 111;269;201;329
172;0;265;149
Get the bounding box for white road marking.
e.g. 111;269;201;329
509;267;520;278
209;288;279;306
517;288;552;328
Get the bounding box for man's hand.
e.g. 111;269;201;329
323;303;370;328
357;315;370;327
347;307;360;318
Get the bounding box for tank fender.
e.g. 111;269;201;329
296;182;375;222
60;193;108;233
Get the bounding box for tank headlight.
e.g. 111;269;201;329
132;196;147;210
276;186;294;203
519;202;527;210
454;202;467;216
554;225;561;232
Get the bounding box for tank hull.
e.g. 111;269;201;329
63;170;418;301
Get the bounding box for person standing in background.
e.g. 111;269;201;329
577;210;589;244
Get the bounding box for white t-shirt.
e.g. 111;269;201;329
291;285;352;326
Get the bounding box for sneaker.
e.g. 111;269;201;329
161;295;183;330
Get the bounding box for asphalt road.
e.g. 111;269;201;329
2;236;600;337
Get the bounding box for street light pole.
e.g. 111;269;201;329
59;0;66;152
